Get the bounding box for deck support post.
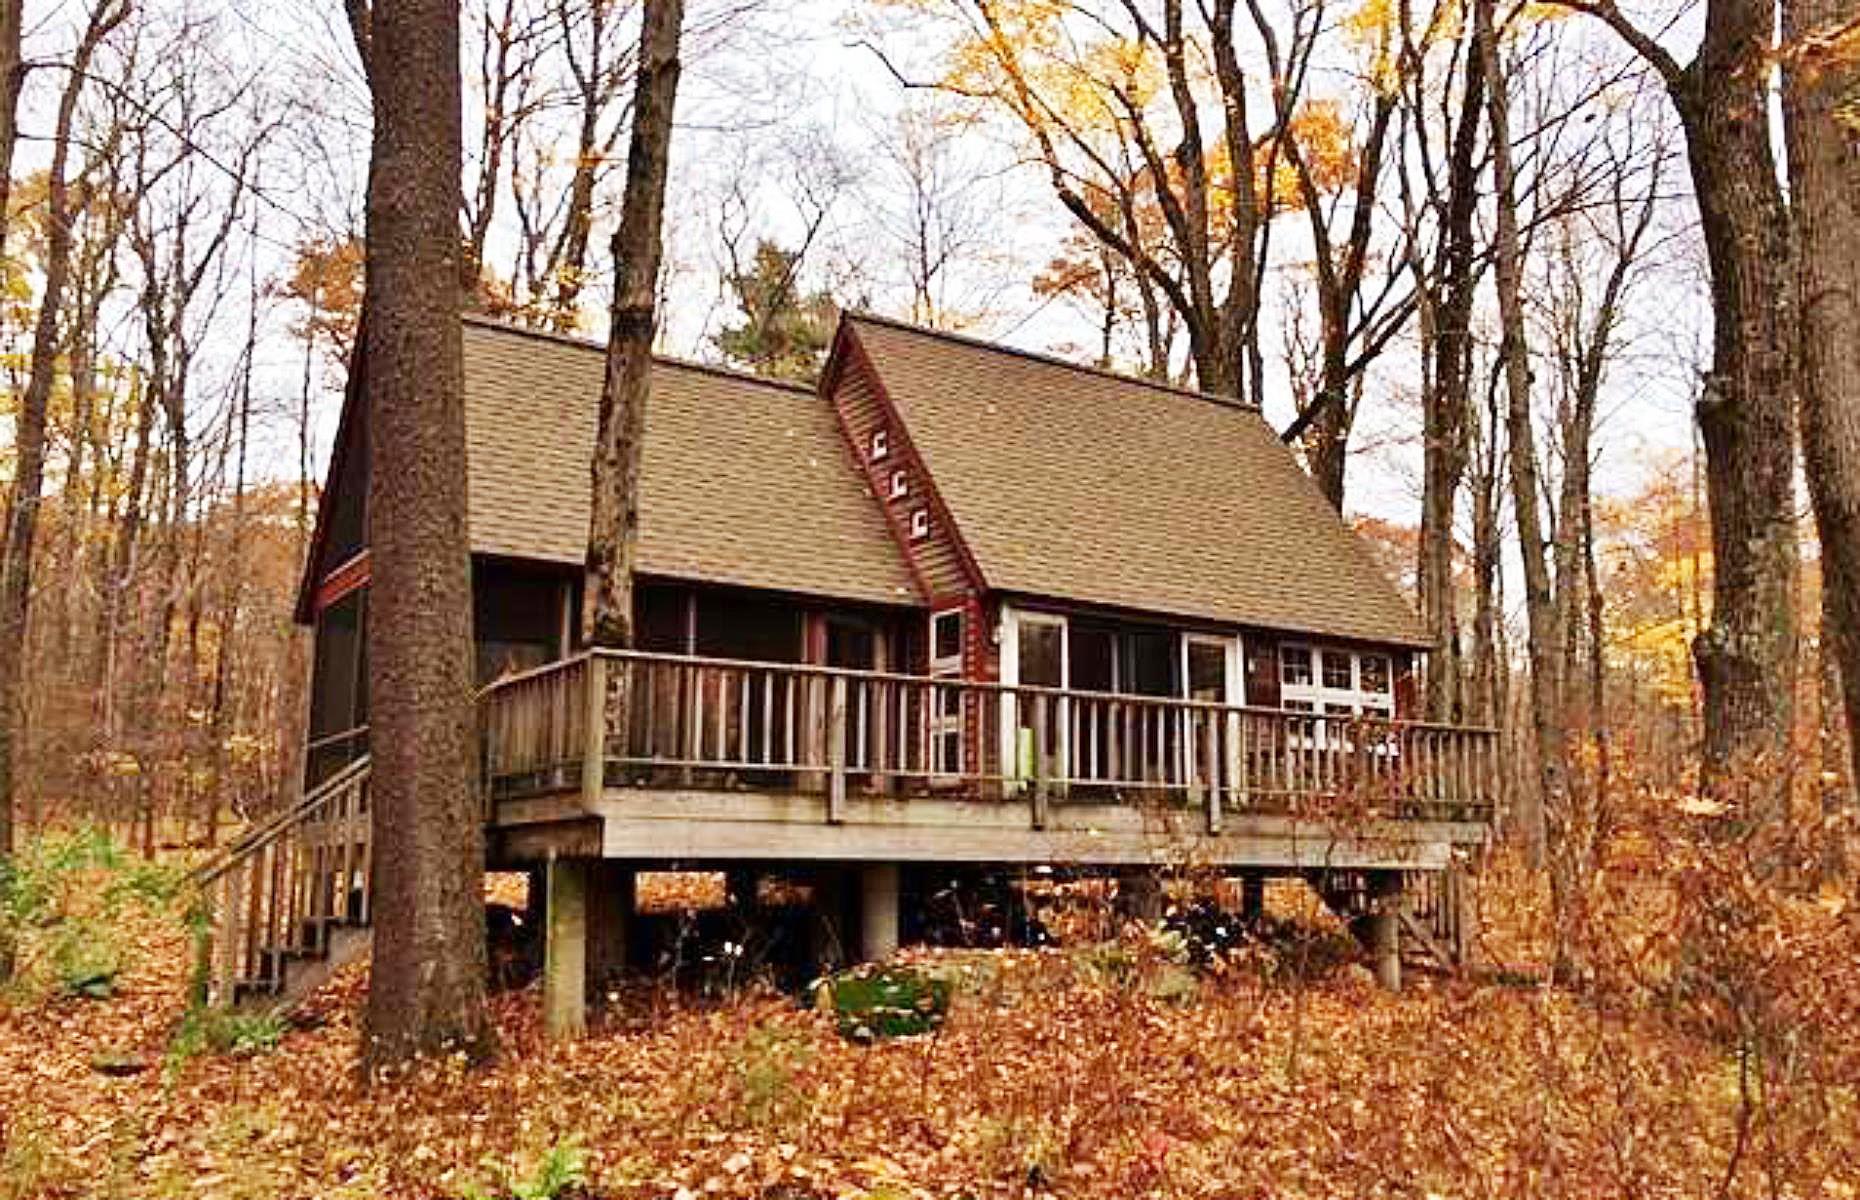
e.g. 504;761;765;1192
543;856;589;1039
1240;873;1265;923
858;862;900;961
588;861;635;996
1366;870;1403;992
1120;869;1164;923
808;865;850;974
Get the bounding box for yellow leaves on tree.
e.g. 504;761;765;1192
1256;100;1359;212
272;235;364;358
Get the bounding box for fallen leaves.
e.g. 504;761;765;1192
4;862;1859;1199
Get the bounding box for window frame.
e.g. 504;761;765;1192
1278;642;1394;717
869;427;889;461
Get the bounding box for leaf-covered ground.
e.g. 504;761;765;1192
3;868;1857;1200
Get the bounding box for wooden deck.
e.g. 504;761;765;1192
479;650;1499;871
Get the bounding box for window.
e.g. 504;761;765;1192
888;468;909;499
1279;643;1395;717
909;509;930;540
869;427;889;461
929;609;965;773
930;610;964;673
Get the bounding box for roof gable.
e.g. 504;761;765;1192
841;314;1429;647
460;317;918;607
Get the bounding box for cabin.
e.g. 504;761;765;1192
201;312;1499;1022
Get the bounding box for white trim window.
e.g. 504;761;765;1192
928;609;965;773
999;606;1069;788
888;468;909;499
1278;644;1394;717
869;427;889;461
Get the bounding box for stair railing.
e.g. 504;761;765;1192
190;755;373;1007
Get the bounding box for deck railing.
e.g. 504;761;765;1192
480;650;1499;825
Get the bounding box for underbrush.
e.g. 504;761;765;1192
0;827;184;1007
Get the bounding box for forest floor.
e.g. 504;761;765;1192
2;856;1856;1200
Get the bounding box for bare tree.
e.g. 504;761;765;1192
1566;0;1802;821
585;0;682;653
0;0;130;913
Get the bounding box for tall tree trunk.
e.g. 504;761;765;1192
0;0;125;930
1782;0;1860;881
0;0;24;264
0;0;25;972
356;0;492;1071
1574;0;1801;825
1478;0;1565;866
1417;47;1484;723
584;0;683;650
1679;49;1801;824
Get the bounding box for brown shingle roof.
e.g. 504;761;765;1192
844;314;1430;647
460;316;918;607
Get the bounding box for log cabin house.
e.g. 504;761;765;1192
201;312;1499;1021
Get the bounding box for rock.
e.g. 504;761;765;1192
90;1048;151;1077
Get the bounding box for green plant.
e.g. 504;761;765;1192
728;1026;814;1129
51;921;121;999
0;827;185;1005
461;1136;589;1200
0;1112;63;1200
818;965;952;1040
167;1006;289;1071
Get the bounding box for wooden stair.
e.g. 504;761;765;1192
1312;864;1471;973
190;756;373;1009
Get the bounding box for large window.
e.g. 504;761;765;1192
1278;644;1393;717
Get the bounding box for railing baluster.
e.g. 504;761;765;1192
1030;691;1049;829
827;675;847;823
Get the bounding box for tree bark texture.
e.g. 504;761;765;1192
358;0;491;1069
1783;0;1860;876
584;0;683;651
1677;0;1801;819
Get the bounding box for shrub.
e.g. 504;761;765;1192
817;965;952;1040
462;1136;589;1200
0;828;183;1005
167;1006;289;1070
727;1026;815;1129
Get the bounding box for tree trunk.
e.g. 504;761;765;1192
1782;0;1860;879
0;0;24;970
0;0;24;264
584;0;683;651
1478;0;1565;865
1676;5;1801;822
1416;49;1484;724
0;0;125;924
357;0;492;1071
